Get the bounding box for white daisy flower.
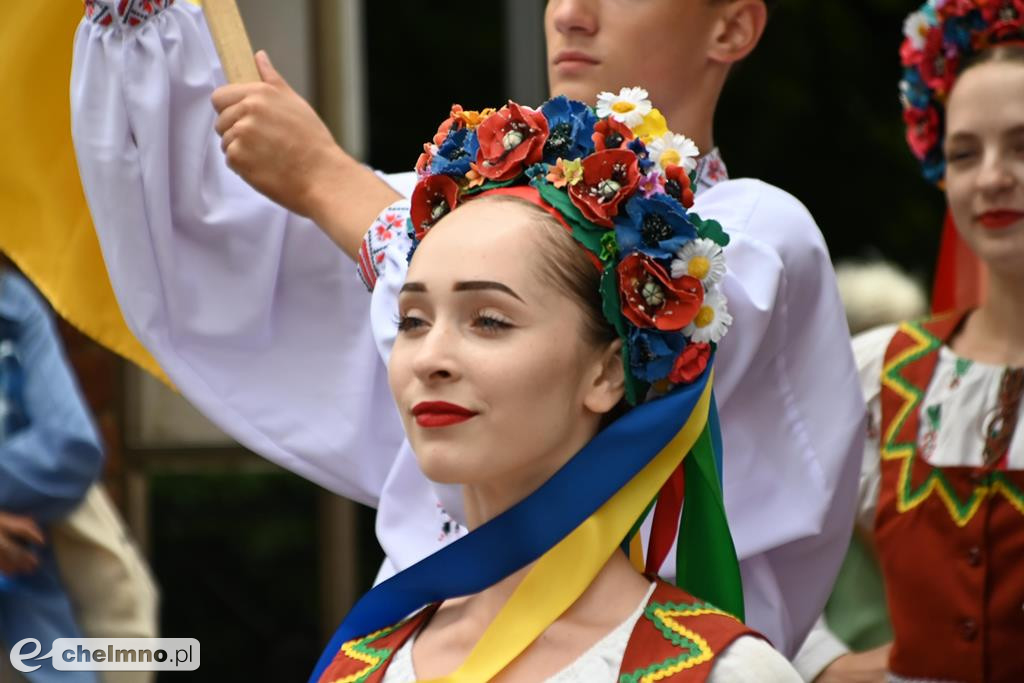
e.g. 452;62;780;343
596;87;652;128
685;290;732;344
647;132;700;173
903;11;932;50
671;238;726;289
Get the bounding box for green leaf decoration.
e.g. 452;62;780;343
532;178;610;257
599;269;645;405
690;212;730;247
462;177;518;197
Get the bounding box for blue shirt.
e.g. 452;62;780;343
0;269;102;682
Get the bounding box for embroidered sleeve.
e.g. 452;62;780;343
358;200;411;292
84;0;176;29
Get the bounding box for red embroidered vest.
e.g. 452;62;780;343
876;314;1024;683
316;580;760;682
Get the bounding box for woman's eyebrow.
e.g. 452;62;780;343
453;280;525;303
400;282;427;293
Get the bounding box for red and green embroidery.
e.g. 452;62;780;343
882;321;1024;526
619;601;733;683
324;622;404;683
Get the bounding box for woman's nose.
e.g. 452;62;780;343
411;323;461;384
977;153;1018;196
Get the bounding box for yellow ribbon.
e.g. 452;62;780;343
421;375;714;682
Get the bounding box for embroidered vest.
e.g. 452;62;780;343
876;313;1024;683
316;580;760;683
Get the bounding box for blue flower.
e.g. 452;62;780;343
541;95;598;163
431;127;479;178
614;194;696;260
628;327;685;383
628;139;655;174
899;68;930;110
943;17;973;51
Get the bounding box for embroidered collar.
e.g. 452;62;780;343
84;0;175;29
693;148;729;194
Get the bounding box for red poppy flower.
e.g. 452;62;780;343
568;149;641;227
410;175;460;240
669;343;711;384
591;117;635;151
473;102;549;181
916;28;958;96
903;106;939;160
617;253;703;331
664;164;695;209
988;1;1024;39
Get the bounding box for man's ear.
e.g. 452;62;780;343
708;0;768;65
584;339;626;415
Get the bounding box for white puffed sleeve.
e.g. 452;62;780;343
688;179;865;657
791;324;897;681
710;636;803;682
70;0;405;506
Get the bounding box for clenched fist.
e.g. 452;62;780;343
211;51;399;260
212;51;344;219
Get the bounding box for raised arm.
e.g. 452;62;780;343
70;1;403;505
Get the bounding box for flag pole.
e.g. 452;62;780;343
202;0;260;83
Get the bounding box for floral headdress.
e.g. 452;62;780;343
900;0;1024;183
409;87;732;405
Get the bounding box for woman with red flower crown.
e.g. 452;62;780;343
71;0;865;662
794;2;1024;682
313;95;802;683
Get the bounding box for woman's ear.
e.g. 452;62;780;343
707;0;768;65
583;339;626;414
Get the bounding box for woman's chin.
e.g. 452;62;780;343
414;451;477;485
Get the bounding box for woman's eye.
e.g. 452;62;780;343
947;149;976;163
472;314;513;332
396;314;428;332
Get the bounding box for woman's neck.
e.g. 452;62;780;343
414;550;651;681
952;268;1024;367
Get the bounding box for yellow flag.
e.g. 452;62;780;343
0;3;168;384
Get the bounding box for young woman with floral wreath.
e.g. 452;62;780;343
311;95;800;682
794;2;1024;682
71;0;862;660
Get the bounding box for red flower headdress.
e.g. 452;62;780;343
409;89;733;404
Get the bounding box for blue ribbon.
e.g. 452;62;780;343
309;365;712;681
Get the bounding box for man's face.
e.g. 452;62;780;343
545;0;720;107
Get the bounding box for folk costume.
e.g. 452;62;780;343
794;3;1024;681
321;582;794;683
309;89;800;682
70;0;863;657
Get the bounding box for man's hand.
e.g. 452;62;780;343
814;644;892;683
0;512;44;575
211;51;399;261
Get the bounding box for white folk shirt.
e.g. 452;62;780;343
70;0;864;657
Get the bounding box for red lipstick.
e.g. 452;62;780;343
977;210;1024;229
412;401;478;428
